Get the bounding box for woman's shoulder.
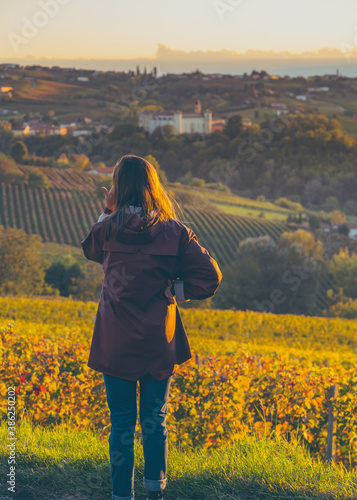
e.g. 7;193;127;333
165;217;194;233
164;218;197;243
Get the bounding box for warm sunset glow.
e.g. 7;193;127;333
1;0;357;62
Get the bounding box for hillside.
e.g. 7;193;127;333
3;67;357;137
3;67;357;219
17;165;97;191
0;180;290;268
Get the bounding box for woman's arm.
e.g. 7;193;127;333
175;226;222;300
97;207;112;223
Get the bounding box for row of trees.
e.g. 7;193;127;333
1;225;356;317
0;226;104;301
1;111;357;212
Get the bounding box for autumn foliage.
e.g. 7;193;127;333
0;297;356;468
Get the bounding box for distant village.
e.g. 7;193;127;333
2;63;357;238
0;63;346;140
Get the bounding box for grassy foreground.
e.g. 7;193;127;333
1;416;356;500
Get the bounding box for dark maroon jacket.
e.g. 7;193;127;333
80;211;222;381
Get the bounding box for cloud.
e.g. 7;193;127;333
155;44;357;60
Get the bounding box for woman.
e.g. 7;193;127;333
81;154;222;500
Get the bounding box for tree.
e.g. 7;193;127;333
338;223;350;236
0;153;27;185
0;226;50;296
0;128;14;154
224;115;243;139
213;231;327;315
109;123;138;141
67;154;93;171
27;168;52;188
162;124;175;138
69;260;104;301
309;214;321;229
189;177;205;187
330;210;346;225
278;229;325;260
45;259;83;296
177;171;193;185
328;248;357;299
10;140;28;163
324;196;339;212
213;255;261;310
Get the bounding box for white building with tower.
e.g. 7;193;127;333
139;100;212;135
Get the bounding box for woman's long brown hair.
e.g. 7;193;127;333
102;154;182;242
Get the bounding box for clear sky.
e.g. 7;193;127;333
1;0;357;60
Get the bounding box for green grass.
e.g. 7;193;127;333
213;203;288;221
1;415;356;500
38;241;86;266
169;183;291;213
220;107;278;123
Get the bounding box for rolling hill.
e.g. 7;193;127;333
0;166;334;311
0;181;290;268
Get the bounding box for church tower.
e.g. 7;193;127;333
194;99;202;114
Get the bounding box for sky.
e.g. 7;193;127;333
1;0;357;74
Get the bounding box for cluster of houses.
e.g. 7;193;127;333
320;223;357;241
8;117;110;138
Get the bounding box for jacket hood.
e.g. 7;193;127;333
106;212;166;245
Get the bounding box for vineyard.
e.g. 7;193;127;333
0;297;356;469
0;181;290;267
17;165;97;191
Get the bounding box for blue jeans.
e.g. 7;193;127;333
103;371;173;500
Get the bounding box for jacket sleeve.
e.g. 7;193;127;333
97;212;109;223
80;213;109;263
81;222;104;264
175;226;222;300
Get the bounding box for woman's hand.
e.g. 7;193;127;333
101;186;115;211
164;279;175;305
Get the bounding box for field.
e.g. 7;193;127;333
170;182;293;214
205;202;288;220
17;166;97;191
0;177;291;268
0;167;333;309
14;79;86;102
0;297;357;499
